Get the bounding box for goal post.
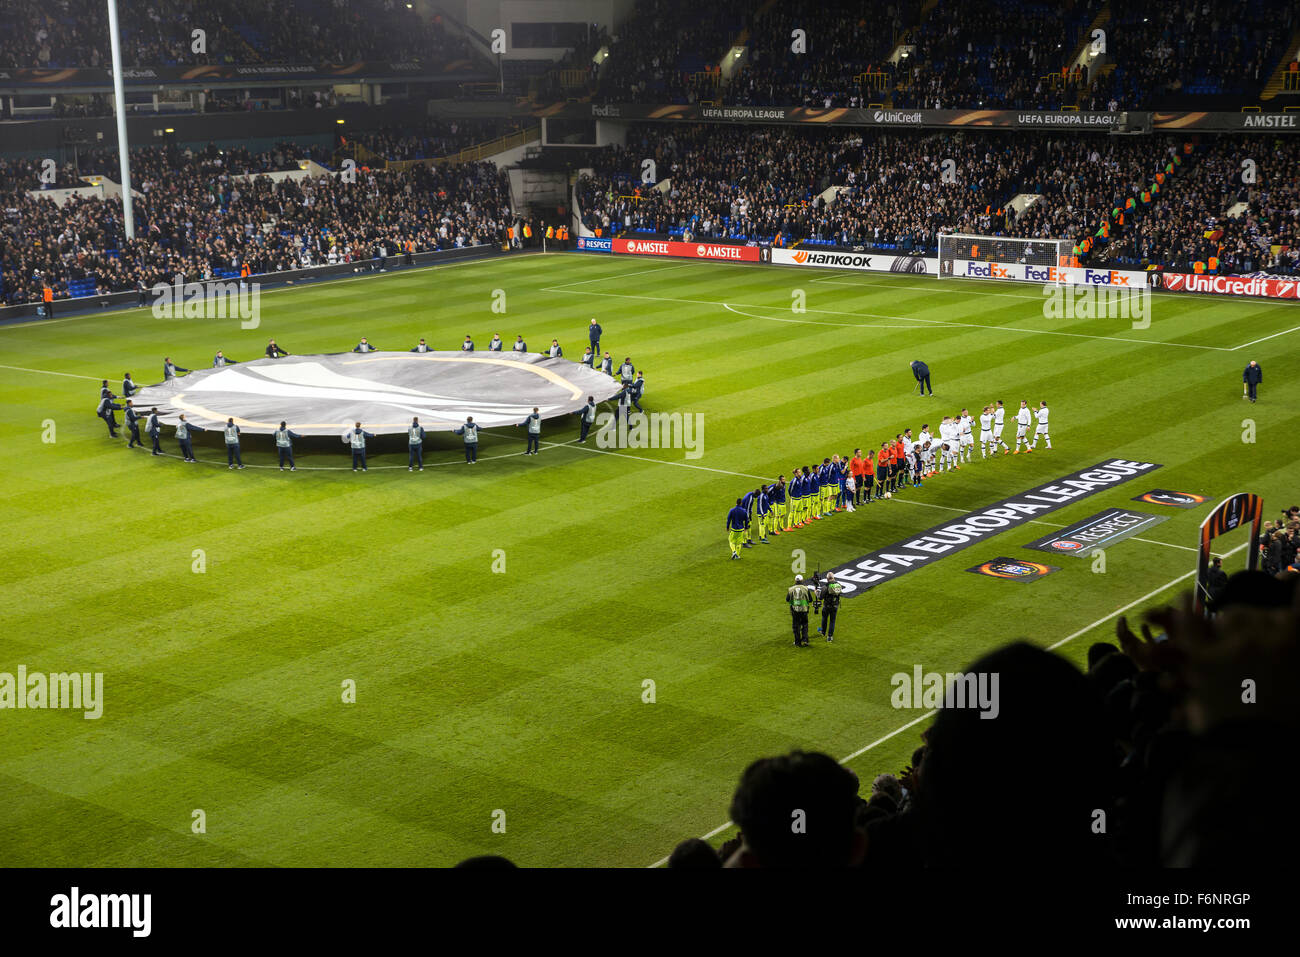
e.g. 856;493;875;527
938;233;1075;281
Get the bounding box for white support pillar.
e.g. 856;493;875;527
106;0;135;238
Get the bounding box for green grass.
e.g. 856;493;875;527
0;251;1294;867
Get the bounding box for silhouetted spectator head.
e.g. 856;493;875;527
1089;647;1138;696
870;773;903;807
915;642;1113;866
667;838;721;868
454;855;517;869
729;750;865;867
1087;641;1121;670
1217;570;1295;611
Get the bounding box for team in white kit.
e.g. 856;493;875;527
918;399;1052;478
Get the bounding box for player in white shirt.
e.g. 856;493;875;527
959;408;975;463
917;424;934;477
1029;400;1052;450
993;400;1010;454
1014;400;1033;453
978;406;994;458
939;416;959;471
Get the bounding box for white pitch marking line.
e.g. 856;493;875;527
539;286;1231;351
0;363;103;381
722;303;928;329
1045;538;1249;651
543;262;694;289
810;275;1050;301
649;537;1250;867
528;434;770;480
1229;323;1300;352
721;300;1228;351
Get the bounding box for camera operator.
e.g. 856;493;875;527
815;571;844;642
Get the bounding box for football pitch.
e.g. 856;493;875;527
0;251;1294;867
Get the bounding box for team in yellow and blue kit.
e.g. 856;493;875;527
724;401;1055;558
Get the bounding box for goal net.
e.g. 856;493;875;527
938;233;1074;281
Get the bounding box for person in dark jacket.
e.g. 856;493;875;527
1204;556;1229;610
123;400;146;448
1265;530;1285;575
145;407;162;455
1242;360;1262;402
910;360;933;396
97;394;123;437
630;372;645;411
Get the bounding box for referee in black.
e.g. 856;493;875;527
910;360;933;396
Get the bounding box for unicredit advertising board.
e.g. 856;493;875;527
1161;273;1299;299
772;248;939;273
613;238;761;262
950;259;1150;287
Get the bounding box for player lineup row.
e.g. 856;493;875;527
725;400;1054;558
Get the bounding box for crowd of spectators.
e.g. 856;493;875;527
590;0;752;104
578;125;855;242
891;0;1102;110
350;119;530;162
1262;508;1300;575
0;142;512;304
0;0;479;69
576;125;1299;274
726;2;908;109
1102;1;1296;108
577;126;1120;251
571;0;1296;112
1109;138;1300;275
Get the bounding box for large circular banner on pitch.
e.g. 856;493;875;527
129;352;625;435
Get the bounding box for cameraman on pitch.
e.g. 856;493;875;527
815;572;844;642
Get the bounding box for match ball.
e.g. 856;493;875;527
884;492;892;499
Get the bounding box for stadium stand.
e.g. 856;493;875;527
726;0;905;109
571;0;1300;111
349;119;530;163
1100;1;1298;108
575;124;1300;275
0;0;481;68
0;143;512;305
